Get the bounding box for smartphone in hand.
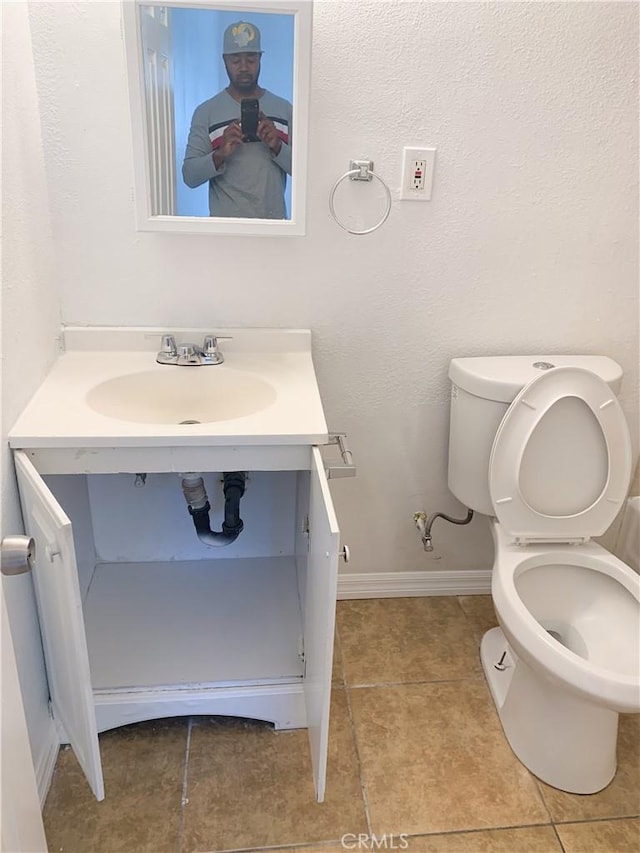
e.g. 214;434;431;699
240;98;260;142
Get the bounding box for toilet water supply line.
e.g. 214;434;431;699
413;508;474;551
181;472;246;547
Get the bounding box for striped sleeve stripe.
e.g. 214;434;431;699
271;118;289;145
208;116;290;148
209;123;231;150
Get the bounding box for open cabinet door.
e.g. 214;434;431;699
304;447;339;802
14;452;104;801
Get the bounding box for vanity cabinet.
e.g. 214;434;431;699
14;443;340;803
10;327;343;803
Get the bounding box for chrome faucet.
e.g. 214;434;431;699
156;334;227;366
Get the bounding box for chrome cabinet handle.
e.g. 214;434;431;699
325;433;356;479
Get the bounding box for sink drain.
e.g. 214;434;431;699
179;419;201;425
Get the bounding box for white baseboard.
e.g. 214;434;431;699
35;720;59;807
337;569;492;599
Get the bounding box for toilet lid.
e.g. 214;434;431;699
489;366;632;543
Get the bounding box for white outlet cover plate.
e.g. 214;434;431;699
400;147;436;201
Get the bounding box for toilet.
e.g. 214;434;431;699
448;355;640;794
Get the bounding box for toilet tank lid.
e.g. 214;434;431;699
449;355;623;403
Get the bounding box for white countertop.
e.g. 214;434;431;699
9;328;329;448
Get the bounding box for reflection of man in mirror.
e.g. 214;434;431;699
182;22;292;219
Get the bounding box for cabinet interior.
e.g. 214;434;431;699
44;471;312;695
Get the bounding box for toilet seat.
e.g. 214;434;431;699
489;367;632;543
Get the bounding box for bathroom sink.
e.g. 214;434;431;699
86;369;277;425
8;327;329;448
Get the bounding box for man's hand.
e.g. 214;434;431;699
257;113;282;156
213;121;243;169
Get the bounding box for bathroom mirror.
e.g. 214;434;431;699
122;0;312;235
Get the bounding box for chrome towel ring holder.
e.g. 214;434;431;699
329;160;392;235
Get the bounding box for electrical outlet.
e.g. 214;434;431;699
400;147;436;200
412;159;427;190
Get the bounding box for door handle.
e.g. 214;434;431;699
1;535;35;576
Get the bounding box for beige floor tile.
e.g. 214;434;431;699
336;598;481;686
407;825;562;851
349;681;549;836
268;828;563;853
181;688;367;851
556;818;640;852
538;714;640;821
457;596;498;646
43;718;187;853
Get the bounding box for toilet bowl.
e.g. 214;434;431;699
482;524;640;793
447;357;640;794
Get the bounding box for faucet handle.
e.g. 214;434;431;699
202;334;229;364
202;334;232;350
202;335;233;364
202;335;218;354
160;334;177;356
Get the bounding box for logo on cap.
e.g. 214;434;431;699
233;23;255;48
223;21;262;54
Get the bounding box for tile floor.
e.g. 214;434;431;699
44;596;640;853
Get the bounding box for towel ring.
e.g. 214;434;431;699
329;160;392;235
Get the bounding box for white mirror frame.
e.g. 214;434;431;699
122;0;312;235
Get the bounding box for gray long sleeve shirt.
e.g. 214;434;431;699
182;89;292;219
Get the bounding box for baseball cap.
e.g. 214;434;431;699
223;22;262;55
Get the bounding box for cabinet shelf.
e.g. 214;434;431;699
84;557;305;692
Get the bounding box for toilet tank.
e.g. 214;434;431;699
447;355;624;516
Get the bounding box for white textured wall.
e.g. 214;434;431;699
2;0;61;778
27;0;639;575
